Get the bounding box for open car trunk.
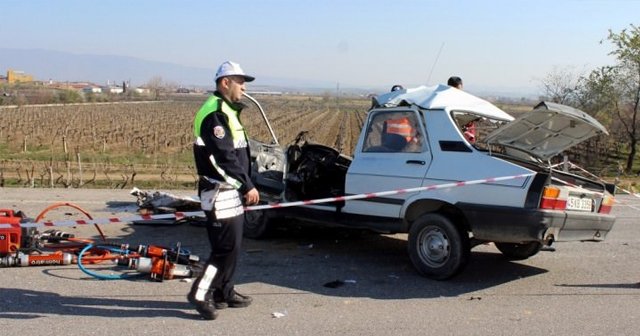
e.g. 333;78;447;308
485;101;609;161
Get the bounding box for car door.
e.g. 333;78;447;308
343;107;432;218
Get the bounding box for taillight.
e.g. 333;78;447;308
540;186;567;210
599;194;614;214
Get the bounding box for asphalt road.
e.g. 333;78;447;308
1;188;638;336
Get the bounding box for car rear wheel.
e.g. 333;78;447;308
494;242;542;260
408;213;470;280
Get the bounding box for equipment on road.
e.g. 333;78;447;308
0;209;31;255
0;204;201;282
120;243;200;281
0;251;73;267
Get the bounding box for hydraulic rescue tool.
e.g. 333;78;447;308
0;251;74;267
0;204;202;282
118;243;201;281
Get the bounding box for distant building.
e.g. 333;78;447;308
66;82;92;90
7;69;34;83
83;86;103;94
46;81;100;93
103;85;124;94
134;87;150;95
247;91;283;96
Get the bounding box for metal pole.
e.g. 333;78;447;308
242;92;279;145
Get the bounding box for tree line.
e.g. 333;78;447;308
539;24;640;174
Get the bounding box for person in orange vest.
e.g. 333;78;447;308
383;117;421;151
447;76;476;143
462;121;476;144
385;117;414;143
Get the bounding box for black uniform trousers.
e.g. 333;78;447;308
203;208;244;301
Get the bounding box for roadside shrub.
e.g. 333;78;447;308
58;89;83;104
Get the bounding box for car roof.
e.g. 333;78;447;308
372;84;515;122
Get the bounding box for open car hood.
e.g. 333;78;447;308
485;102;609;161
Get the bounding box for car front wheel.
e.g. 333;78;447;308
408;213;470;280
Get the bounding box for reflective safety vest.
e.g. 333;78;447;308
193;95;248;149
385;117;414;142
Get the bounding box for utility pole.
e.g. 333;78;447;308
336;82;340;111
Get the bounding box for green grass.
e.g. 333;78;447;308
2;147;193;166
1;176;197;189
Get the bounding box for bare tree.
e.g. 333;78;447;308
539;24;640;173
537;66;584;104
145;76;164;100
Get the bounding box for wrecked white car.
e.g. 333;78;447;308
246;85;616;280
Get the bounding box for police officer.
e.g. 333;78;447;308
188;61;259;320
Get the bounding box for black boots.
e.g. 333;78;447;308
187;265;218;320
187;289;218;320
214;290;253;309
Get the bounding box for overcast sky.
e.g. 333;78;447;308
2;0;639;95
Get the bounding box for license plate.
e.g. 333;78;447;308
567;196;593;211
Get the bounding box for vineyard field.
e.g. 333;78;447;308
0;94;533;189
0;95;370;189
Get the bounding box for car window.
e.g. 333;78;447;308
362;111;425;153
451;111;509;151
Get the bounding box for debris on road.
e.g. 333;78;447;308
130;187;200;213
272;311;287;318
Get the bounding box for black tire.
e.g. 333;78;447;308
494;242;542;260
243;209;270;239
408;213;470;280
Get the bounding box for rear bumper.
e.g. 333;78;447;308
558;210;615;241
457;203;615;244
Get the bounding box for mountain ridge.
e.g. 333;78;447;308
0;48;339;90
0;48;534;98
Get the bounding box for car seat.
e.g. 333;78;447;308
380;132;408;151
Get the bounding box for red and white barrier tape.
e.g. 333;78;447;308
562;161;640;199
1;173;533;229
1;212;199;229
246;173;534;211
